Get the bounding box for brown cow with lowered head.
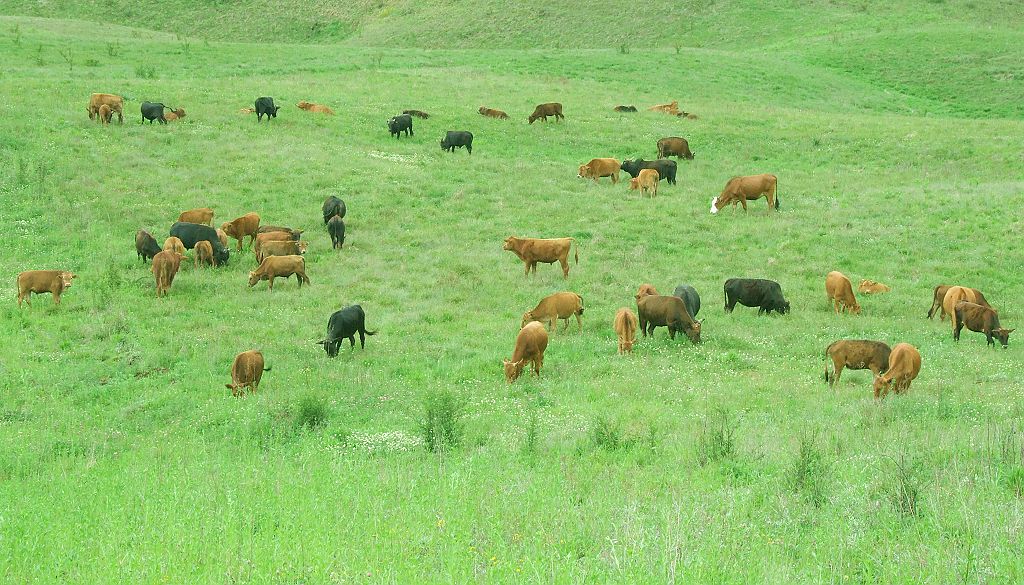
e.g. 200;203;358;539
503;236;577;278
98;104;113;124
222;213;260;251
929;285;990;320
179;208;214;225
629;169;659;198
16;270;76;307
825;271;861;315
637;295;701;343
479;106;509;119
954;301;1013;348
521;292;584;333
614;307;639;354
527;102;564;124
503;322;549;382
194;240;214;269
858;279;891;294
88;93;123;123
577;158;621;183
710;174;779;214
152;251;184;298
657;137;694;160
163;236;186;257
825;340;890;388
248;255;310;290
225;350;271;396
873;343;921;399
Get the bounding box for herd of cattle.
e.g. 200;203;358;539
14;92;1014;396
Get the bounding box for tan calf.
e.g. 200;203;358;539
222;212;260;251
825;271;861;315
16;270;76;307
629;169;659;197
164;108;186;121
152;251;184;298
98;104;113;124
613;307;639;354
873;343;921;399
297;101;334;114
225;350;270;396
503;236;578;279
87;93;123;123
163;236;186;256
858;279;891;294
503;322;549;382
521;292;584;333
179;207;214;225
248;255;310;291
194;240;214;269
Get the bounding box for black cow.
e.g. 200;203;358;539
724;278;790;315
140;102;169;124
169;222;230;266
327;215;345;249
614;105;638;112
441;131;473;154
322;196;346;224
621;158;677;185
673;284;701;318
317;305;377;357
255;97;280;121
388;114;413;138
135;229;162;263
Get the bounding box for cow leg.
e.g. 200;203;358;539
832;363;843;387
349;335;357;349
560;258;569;278
740;198;748;212
358;330;365;348
268;277;274;291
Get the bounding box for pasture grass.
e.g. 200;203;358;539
0;8;1023;583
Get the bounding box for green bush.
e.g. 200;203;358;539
420;390;464;453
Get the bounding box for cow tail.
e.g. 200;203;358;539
574;241;578;265
264;366;272;372
365;329;378;336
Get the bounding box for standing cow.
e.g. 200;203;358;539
317;305;377;357
656;137;694;160
613;307;639;354
322;196;346;223
87;93;123;123
255;97;280;121
503;236;577;278
140;102;171;124
441;131;473;154
225;350;271;396
135;230;162;263
16;270;76;307
388;114;413;138
504;322;549;382
954;301;1013;348
637;295;702;343
152;251;184;298
327;215;346;249
724;278;790;315
825;271;861;315
710;174;779;214
527;102;564;124
873;343;921;399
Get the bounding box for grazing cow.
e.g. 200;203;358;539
327;215;346;249
724;278;790;315
322;196;346;223
503;236;577;278
221;213;261;251
140;102;170;124
164;108;186;121
225;350;270;396
479;106;509;119
657;137;694;160
858;280;891;294
388;114;413;138
613;105;637;112
527;102;564;124
16;270;76;307
629;169;659;197
257;240;308;264
441;130;473;154
621;158;677;185
637;294;702;343
135;230;162;263
253;231;296;258
151;251;184;298
194;240;214;269
257;225;303;240
635;283;660;303
521;292;584;333
163;236;186;256
88;93;124;123
248;255;310;290
873;343;921;398
825;271;861;315
403;109;429;119
98;104;113;124
672;284;701;318
929;285;990;320
297;101;334;114
954;301;1013;348
255;97;279;121
216;229;229;249
711;174;779;214
178;207;214;225
504;322;549;382
824;340;891;388
941;286;990;332
169;222;230;266
648;100;681;115
577;158;621;184
317;305;377;357
613;307;639;354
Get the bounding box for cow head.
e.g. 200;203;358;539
520;311;535;329
297;242;309;254
577;165;589;179
685;319;703;344
439;138;447;149
60;272;77;288
850;302;862;315
271;106;280;116
710;196;722;214
503;359;525;382
502;237;517;251
247;271;260;287
872;375;892;398
993;328;1014;348
317;339;341;357
297;101;311;110
479;106;487;114
777;301;791;315
214;246;229;266
387;118;397;132
630;177;641;191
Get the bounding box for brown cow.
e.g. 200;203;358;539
225;350;271;396
858;280;891;294
297;101;334;115
503;236;577;278
98;104;113;124
929;285;990;320
873;343;921;398
257;240;308;264
824;340;890;388
825;271;861;315
216;229;229;249
954;301;1013;348
222;212;260;251
87;93;123;123
942;286;990;333
479;106;509;119
656;137;694;160
629;169;659;198
163;236;186;256
194;240;214;269
648;100;680;115
527;102;564;124
577;158;621;183
135;229;161;263
256;225;303;239
613;307;639;354
503;322;549;382
178;208;214;225
521;292;584;333
403;109;430;119
637;295;701;343
635;283;660;303
164;108;186;121
152;251;184;298
248;255;310;290
16;270;76;307
710;174;778;214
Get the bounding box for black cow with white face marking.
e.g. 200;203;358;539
388;114;413;138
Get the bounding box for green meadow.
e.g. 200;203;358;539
1;1;1023;582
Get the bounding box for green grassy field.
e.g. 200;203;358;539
1;4;1024;582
